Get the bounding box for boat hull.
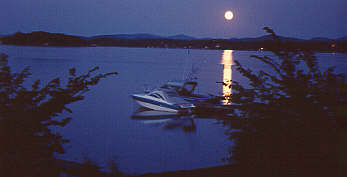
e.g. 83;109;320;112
132;94;180;113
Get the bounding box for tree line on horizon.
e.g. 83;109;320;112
1;31;346;53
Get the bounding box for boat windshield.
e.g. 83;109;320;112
149;91;168;100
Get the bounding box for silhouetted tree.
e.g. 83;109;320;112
0;53;117;177
107;156;124;177
223;27;347;177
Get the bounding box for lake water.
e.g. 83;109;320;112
1;45;346;174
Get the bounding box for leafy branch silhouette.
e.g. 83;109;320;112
222;27;347;177
0;53;117;177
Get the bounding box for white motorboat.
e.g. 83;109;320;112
131;90;194;113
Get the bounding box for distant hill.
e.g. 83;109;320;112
233;35;275;42
0;34;8;39
1;31;347;42
0;31;87;46
90;33;164;40
1;31;346;52
310;37;333;42
230;35;304;42
167;34;196;40
336;36;347;41
90;33;197;40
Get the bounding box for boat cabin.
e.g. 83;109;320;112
160;81;197;96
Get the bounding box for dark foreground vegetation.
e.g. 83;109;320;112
1;31;347;53
0;53;118;177
1;27;346;177
219;27;347;177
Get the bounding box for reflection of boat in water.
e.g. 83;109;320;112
131;81;205;113
131;109;196;132
131;109;182;119
131;108;245;132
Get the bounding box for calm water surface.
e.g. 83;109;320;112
1;45;346;174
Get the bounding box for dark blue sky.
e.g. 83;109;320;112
1;0;346;39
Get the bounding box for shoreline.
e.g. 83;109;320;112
1;31;346;53
136;165;235;177
1;44;346;54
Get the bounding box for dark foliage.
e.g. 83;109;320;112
0;53;117;177
1;31;88;46
223;27;347;177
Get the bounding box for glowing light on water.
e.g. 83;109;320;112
221;50;233;105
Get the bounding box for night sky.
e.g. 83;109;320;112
1;0;346;39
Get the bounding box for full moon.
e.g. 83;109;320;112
224;11;234;20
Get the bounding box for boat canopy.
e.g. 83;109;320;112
161;81;197;96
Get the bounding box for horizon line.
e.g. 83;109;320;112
1;30;346;41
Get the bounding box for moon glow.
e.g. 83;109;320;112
224;11;234;20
